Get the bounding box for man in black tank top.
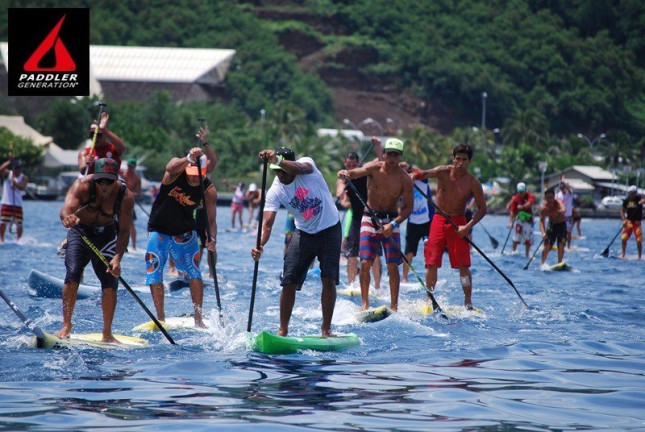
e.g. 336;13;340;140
145;129;217;328
56;158;135;343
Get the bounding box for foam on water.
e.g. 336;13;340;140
0;203;644;430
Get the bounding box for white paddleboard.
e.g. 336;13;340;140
132;316;211;332
35;333;148;349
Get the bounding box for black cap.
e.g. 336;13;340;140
270;147;296;170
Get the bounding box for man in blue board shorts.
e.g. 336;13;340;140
56;158;134;343
251;147;341;337
145;127;217;328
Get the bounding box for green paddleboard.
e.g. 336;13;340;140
251;331;360;354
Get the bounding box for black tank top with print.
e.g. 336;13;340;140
148;173;213;235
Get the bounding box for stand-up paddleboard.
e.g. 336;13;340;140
29;269;149;299
356;305;393;323
547;261;572;271
132;316;211;332
251;331;360;354
419;304;483;317
34;333;148;349
337;288;381;299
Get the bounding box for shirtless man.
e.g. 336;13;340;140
78;111;126;175
412;144;487;309
123;158;142;251
56;158;134;343
338;138;413;311
539;188;567;265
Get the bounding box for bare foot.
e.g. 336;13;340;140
465;303;474;311
360;303;369;311
278;327;288;337
102;335;122;344
195;319;207;329
390;304;398;312
54;325;72;339
321;328;334;337
402;278;408;283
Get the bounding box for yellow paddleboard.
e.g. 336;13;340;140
35;333;148;349
418;304;483;317
356;305;393;323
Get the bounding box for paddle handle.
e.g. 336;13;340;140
83;101;106;177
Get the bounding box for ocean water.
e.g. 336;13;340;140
1;201;644;431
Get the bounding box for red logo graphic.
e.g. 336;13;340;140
24;15;76;72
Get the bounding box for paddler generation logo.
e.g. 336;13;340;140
8;8;90;96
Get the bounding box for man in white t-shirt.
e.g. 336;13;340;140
555;180;574;249
1;160;29;242
251;147;341;337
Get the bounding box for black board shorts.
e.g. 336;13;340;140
404;221;430;256
65;224;118;289
546;221;567;245
282;222;341;290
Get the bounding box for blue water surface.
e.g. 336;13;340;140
1;201;644;431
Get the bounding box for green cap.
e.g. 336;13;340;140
384;138;404;154
127;157;137;167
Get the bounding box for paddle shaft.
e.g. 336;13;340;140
247;159;269;332
82;101;106;177
479;222;499;249
136;201;150;218
0;287;48;346
601;225;623;257
523;238;544;270
413;184;529;308
79;235;177;345
501;216;515;254
343;178;445;315
195;154;223;319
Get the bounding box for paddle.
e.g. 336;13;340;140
79;235;176;345
0;286;49;347
135;201;150;218
82;101;106;177
7;142;18;234
247;158;269;332
523;238;544;270
479;222;499;249
500;217;515;254
413;184;529;308
195;134;223;323
601;225;623;257
342;178;446;316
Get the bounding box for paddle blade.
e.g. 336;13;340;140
601;248;609;257
490;237;499;249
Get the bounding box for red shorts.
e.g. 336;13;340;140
622;220;642;242
424;214;471;269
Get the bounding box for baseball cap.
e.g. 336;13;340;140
12;160;23;169
270;147;296;170
516;182;526;192
384;138;404;154
249;183;258;192
94;158;119;180
185;155;207;176
127;157;137;167
628;185;637;193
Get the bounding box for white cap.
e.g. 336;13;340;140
628;185;637;193
249;183;258;192
516;182;526;192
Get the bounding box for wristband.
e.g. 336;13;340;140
391;220;399;229
187;154;195;164
413;168;424;178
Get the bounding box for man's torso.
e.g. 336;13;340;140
435;168;475;215
366;163;405;212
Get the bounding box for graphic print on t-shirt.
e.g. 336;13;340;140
289;186;322;220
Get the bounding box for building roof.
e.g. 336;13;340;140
317;128;367;141
0;115;54;147
43;143;78;168
547;178;595;192
90;45;236;84
1;43;236;96
569;165;616;181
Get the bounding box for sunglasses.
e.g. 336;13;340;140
96;178;115;186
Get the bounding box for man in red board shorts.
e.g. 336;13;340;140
412;144;487;310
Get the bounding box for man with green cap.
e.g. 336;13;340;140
338;137;414;312
124;157;142;251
